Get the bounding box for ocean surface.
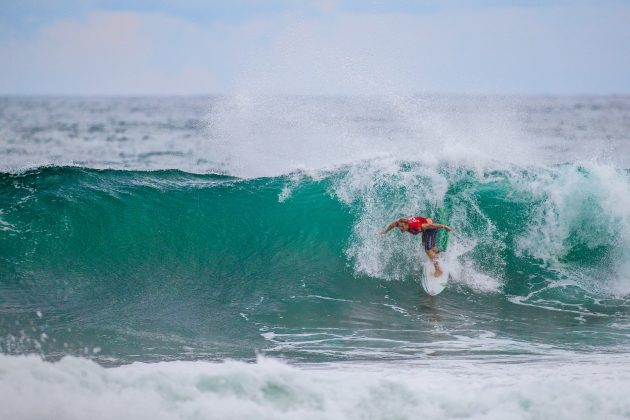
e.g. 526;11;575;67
1;95;630;419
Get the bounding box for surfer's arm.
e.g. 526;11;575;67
422;223;451;232
380;219;403;235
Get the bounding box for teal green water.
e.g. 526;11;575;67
1;165;629;363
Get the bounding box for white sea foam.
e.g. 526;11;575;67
327;154;630;300
1;354;630;420
328;158;503;292
512;161;630;297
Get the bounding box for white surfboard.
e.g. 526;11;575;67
421;261;449;296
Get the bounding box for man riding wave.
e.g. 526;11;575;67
380;216;452;277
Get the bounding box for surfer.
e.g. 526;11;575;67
380;216;452;276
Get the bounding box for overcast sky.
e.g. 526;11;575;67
1;0;629;95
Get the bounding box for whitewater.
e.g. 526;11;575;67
1;95;630;419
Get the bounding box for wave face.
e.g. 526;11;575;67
1;162;629;362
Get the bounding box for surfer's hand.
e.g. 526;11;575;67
444;225;452;232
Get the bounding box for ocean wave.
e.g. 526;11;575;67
2;161;630;361
2;162;629;301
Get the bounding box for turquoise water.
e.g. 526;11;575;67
1;96;630;418
2;163;629;363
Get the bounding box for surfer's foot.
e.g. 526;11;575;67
434;264;443;277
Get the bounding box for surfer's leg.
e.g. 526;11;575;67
425;249;442;277
424;229;442;276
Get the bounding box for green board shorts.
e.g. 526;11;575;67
435;207;450;251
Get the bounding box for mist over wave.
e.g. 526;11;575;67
3;95;629;176
206;95;598;178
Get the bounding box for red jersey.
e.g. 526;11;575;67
407;216;429;235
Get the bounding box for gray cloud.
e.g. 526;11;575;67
1;4;629;95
